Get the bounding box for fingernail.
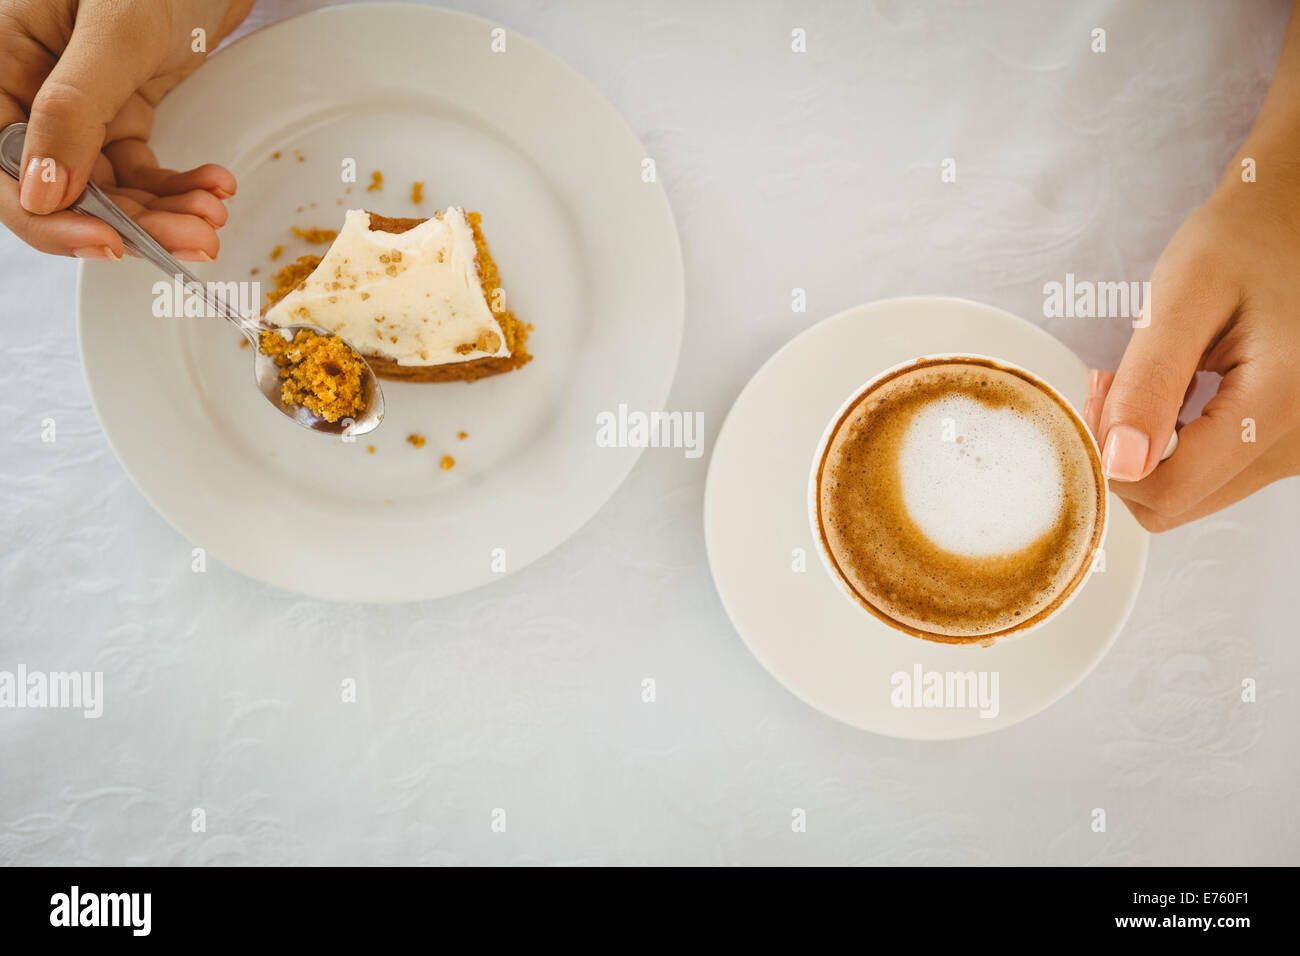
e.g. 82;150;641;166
1102;424;1149;481
173;249;212;262
1087;369;1103;399
20;156;65;213
211;187;234;200
72;246;120;261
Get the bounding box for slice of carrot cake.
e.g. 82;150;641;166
263;208;530;383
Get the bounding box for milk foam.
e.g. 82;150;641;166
897;395;1064;556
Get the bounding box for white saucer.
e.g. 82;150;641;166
704;297;1148;739
76;4;683;601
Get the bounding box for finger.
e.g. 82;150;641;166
1097;249;1238;483
1118;432;1300;532
20;4;163;214
0;181;123;256
104;138;236;199
0;96;122;256
88;151;118;190
131;208;221;260
108;186;158;206
1111;361;1285;517
105;184;227;224
1085;367;1206;441
143;189;229;227
0;94;109;253
83;188;220;260
1083;368;1114;438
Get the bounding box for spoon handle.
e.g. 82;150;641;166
0;121;258;343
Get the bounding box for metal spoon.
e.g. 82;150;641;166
0;121;384;437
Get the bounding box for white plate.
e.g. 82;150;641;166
77;4;683;601
704;297;1148;739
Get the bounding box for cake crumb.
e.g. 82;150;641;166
294;149;305;162
270;244;284;261
259;329;367;423
440;455;455;471
366;170;383;192
457;431;468;439
406;433;426;449
239;339;249;349
367;445;375;454
265;255;322;306
411;181;424;204
271;151;281;160
292;226;339;244
249;267;259;276
296;206;303;214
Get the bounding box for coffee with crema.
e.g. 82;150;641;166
814;357;1105;642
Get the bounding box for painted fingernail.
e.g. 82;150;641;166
72;246;120;261
1102;424;1149;481
20;156;65;214
173;249;212;261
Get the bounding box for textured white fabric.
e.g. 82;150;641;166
1;0;1297;865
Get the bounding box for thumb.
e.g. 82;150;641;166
1097;258;1237;482
20;3;162;214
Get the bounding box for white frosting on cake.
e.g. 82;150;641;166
898;396;1064;556
264;207;510;366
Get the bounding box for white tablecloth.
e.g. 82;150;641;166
2;0;1297;865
